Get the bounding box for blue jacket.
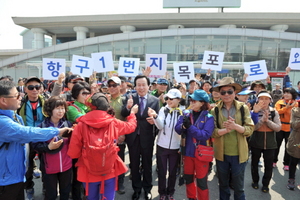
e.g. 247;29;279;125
175;110;214;157
0;109;59;186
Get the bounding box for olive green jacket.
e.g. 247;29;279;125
211;100;254;163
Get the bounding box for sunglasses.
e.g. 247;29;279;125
108;84;119;88
27;85;41;91
220;90;234;95
2;92;21;99
165;97;179;101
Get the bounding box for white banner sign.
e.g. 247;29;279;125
118;57;140;76
146;54;167;76
201;51;224;71
173;62;195;83
91;51;114;73
163;0;241;8
42;58;66;80
71;55;94;78
244;60;268;82
288;48;300;70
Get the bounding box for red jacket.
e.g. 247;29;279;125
67;110;137;183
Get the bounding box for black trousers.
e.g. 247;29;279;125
0;182;24;200
274;130;290;165
71;159;83;200
44;168;72;200
289;155;300;179
24;144;36;190
117;143;126;185
128;135;154;193
251;147;275;187
156;145;179;196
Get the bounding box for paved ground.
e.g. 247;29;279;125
32;144;300;200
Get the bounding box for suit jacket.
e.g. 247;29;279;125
121;93;159;148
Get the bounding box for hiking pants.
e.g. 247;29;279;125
83;178;116;200
183;156;209;200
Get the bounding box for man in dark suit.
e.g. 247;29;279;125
121;75;159;200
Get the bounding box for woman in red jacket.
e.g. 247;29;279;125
68;93;138;200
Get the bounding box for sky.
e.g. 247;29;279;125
0;0;300;49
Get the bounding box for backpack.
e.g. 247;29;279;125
81;122;119;176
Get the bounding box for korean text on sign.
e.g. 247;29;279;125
145;54;167;76
118;57;140;76
71;55;94;78
91;51;114;73
173;62;195;83
201;51;224;71
42;58;66;80
288;48;300;70
243;60;268;82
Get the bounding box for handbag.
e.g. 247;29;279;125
193;137;214;162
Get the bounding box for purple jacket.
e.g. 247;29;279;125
175;110;214;158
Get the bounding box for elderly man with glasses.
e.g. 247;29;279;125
211;77;254;200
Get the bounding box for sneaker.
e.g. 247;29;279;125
272;163;277;168
261;186;269;193
160;195;167;200
258;161;263;167
33;169;41;179
26;188;34;200
287;179;295;190
252;182;259;189
284;165;289;171
168;194;175;200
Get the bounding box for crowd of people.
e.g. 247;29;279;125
0;65;300;200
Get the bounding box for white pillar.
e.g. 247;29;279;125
73;26;89;40
52;35;57;45
120;25;136;33
270;25;288;32
31;28;46;49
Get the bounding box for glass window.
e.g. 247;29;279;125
145;38;161;54
84;45;99;57
178;36;194;61
194;36;211;61
130;39;144;56
162;36;177;54
69;47;84;56
244;37;261;56
114;41;129;60
99;42;113;52
261;38;278;57
211;35;227;52
55;50;69;60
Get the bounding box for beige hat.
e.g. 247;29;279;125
212;77;242;93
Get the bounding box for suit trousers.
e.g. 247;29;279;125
128;135;154;193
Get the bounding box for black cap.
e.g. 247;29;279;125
25;76;41;85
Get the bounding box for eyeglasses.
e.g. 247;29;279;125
158;83;168;86
27;85;41;91
108;84;119;88
81;92;91;96
71;81;78;84
220;90;234;95
2;92;21;99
